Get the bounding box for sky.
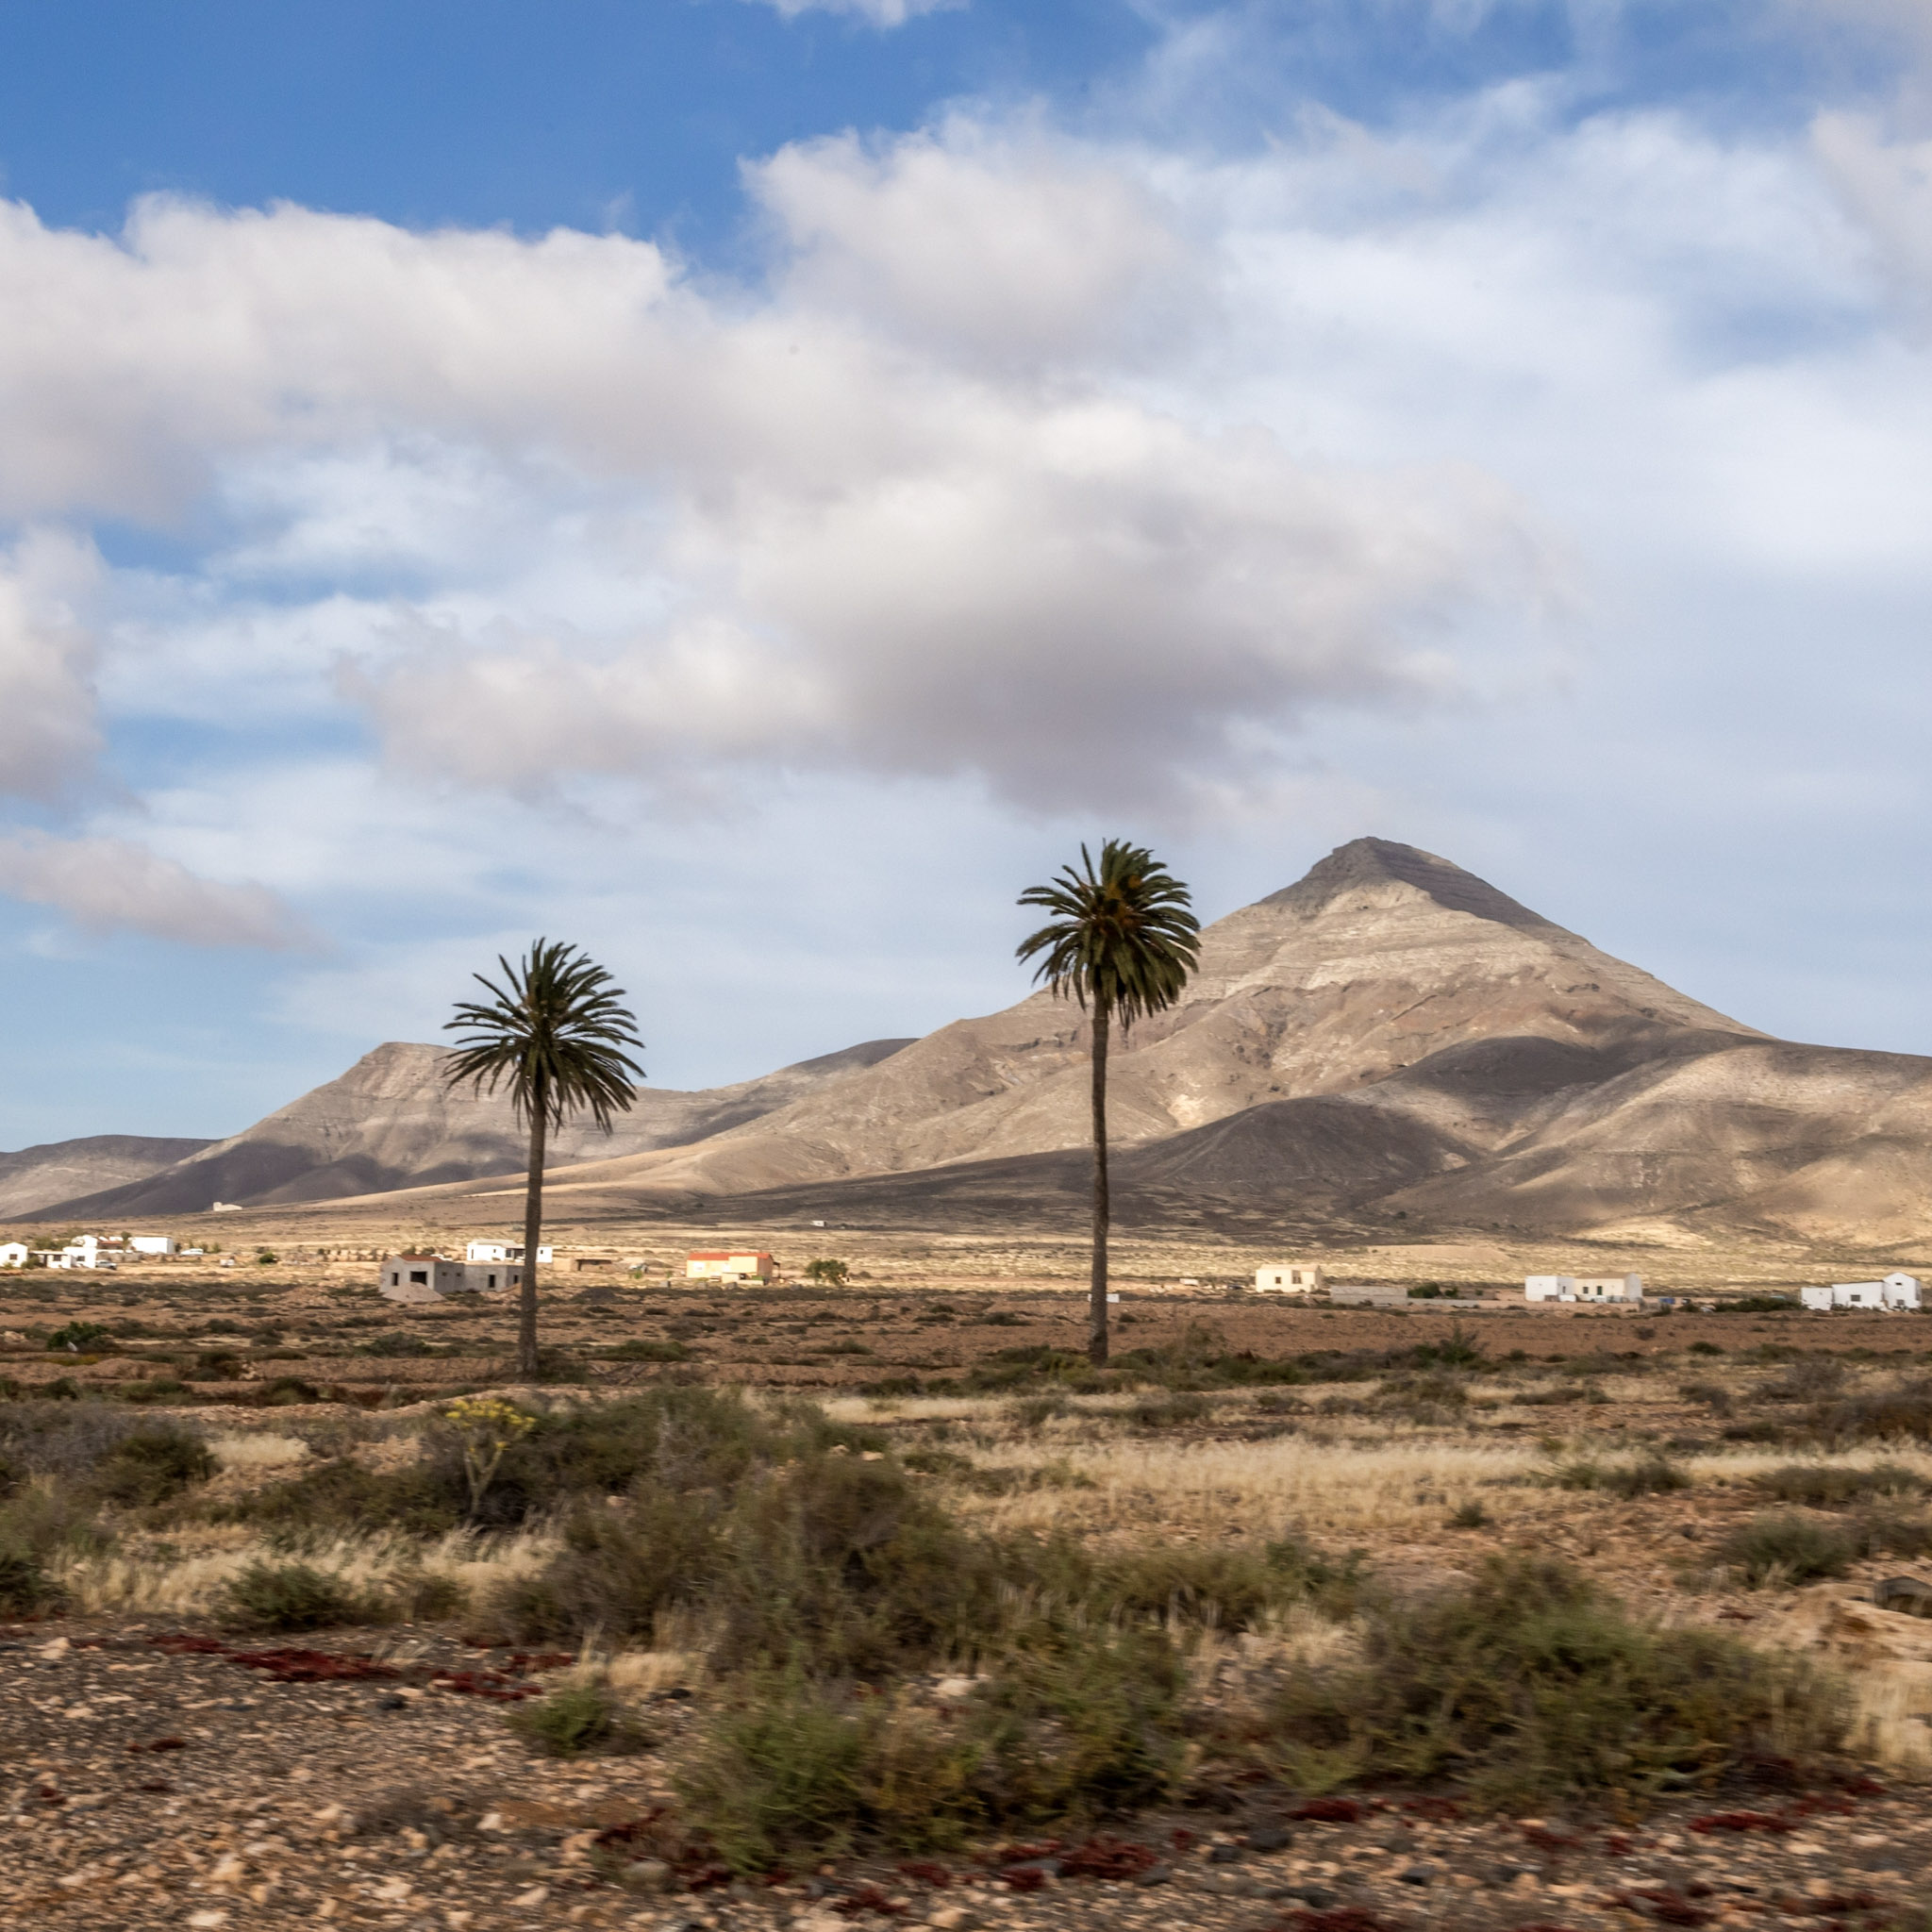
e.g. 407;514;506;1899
3;0;1932;1144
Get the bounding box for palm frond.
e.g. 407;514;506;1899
1016;840;1201;1029
442;937;645;1132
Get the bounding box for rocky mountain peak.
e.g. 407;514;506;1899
1259;837;1562;934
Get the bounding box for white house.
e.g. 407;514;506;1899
1804;1273;1922;1312
39;1235;124;1271
128;1236;175;1257
1256;1263;1324;1294
465;1241;553;1264
0;1242;26;1269
380;1252;521;1302
1525;1273;1643;1304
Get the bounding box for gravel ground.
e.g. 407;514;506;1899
4;1618;1928;1932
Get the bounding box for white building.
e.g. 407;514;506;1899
128;1236;175;1256
465;1241;553;1264
1803;1273;1921;1312
1256;1263;1324;1294
0;1242;26;1269
1525;1273;1643;1305
380;1252;521;1302
39;1235;124;1271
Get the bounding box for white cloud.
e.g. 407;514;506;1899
0;830;314;950
1813;111;1932;325
745;0;960;25
749;125;1193;366
0;156;1546;815
0;527;103;800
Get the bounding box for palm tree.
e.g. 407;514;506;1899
443;939;644;1377
1018;841;1200;1367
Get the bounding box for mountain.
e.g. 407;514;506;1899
39;838;1932;1244
0;1136;214;1220
398;836;1932;1246
494;835;1759;1202
32;1038;914;1220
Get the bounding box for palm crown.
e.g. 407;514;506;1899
1016;841;1201;1024
443;939;644;1127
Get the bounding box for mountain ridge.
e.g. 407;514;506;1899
25;837;1932;1245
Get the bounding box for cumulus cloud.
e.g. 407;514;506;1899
0;830;315;950
0;527;103;800
749;125;1193;365
0;142;1547;815
1814;111;1932;322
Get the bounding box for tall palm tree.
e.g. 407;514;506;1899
1018;841;1200;1367
443;939;644;1377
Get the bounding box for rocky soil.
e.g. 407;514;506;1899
4;1617;1927;1932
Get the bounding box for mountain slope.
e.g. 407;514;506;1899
0;1136;213;1220
501;835;1762;1210
33;1038;914;1220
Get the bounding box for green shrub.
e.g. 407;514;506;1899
1008;1394;1068;1432
1257;1556;1842;1805
46;1322;111;1353
92;1424;215;1506
600;1339;690;1362
1719;1513;1856;1587
684;1623;1188;1874
393;1571;470;1622
259;1376;324;1406
356;1332;435;1357
221;1559;371;1630
1754;1462;1928;1507
0;1545;61;1616
1126;1391;1211;1428
1547;1456;1689;1498
1688;1341;1724;1357
508;1679;649;1757
1807;1381;1932;1445
118;1378;194;1405
1448;1500;1490;1529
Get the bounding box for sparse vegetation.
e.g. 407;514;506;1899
1254;1555;1843;1805
508;1677;649;1757
221;1558;373;1630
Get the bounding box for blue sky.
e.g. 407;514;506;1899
3;0;1931;1143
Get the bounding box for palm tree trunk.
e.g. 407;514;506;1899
1088;1001;1110;1367
517;1094;547;1379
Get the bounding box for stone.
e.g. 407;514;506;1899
1131;1863;1173;1887
1398;1864;1437;1886
1208;1843;1241;1864
1246;1826;1291;1854
927;1908;974;1930
622;1859;675;1892
1874;1575;1932;1617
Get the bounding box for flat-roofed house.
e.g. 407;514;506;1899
686;1250;777;1282
0;1242;26;1268
1526;1274;1642;1304
1255;1263;1324;1294
379;1252;522;1302
1806;1273;1922;1311
465;1241;553;1264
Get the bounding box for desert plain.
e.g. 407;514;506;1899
3;1209;1932;1932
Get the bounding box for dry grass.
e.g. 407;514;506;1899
52;1525;556;1618
208;1432;311;1471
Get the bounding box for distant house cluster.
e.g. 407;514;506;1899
1802;1273;1921;1312
1525;1274;1643;1305
2;1234;177;1271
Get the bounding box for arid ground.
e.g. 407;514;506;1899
4;1224;1931;1932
